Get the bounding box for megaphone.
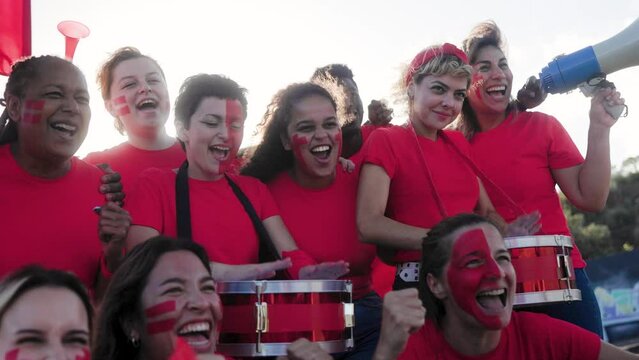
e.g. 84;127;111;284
57;20;90;62
540;17;639;94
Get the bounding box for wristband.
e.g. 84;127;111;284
281;249;316;279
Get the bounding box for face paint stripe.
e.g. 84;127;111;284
113;96;127;104
147;318;177;335
145;300;177;318
25;100;45;111
22;113;42;123
4;349;18;360
75;348;90;360
116;106;131;116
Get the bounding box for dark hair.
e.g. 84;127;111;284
311;64;354;82
96;47;166;134
173;74;248;150
241;82;337;183
92;236;211;360
0;56;79;145
0;265;93;332
418;213;498;327
456;21;517;139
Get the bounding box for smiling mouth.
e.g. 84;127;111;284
177;321;211;349
209;145;230;159
136;99;158;110
476;288;507;311
50;122;77;137
486;85;507;96
310;145;332;159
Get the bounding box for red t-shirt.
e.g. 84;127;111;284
0;144;104;289
84;141;185;192
267;168;376;299
469;111;586;268
126;168;279;264
363;125;479;262
348;123;391;167
399;312;600;360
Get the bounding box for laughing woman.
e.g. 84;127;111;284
125;74;347;281
0;56;129;295
242;82;381;360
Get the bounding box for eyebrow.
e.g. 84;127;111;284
430;80;450;90
200;276;215;285
159;277;186;287
66;330;90;337
202;114;223;121
16;329;43;335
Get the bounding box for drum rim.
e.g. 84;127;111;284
217;339;353;356
505;235;573;249
217;279;352;294
513;288;582;306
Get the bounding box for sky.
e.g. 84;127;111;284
2;0;638;169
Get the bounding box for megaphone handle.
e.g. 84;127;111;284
603;103;626;120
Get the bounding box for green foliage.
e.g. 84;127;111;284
563;158;639;260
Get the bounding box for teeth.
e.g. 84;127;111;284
477;289;505;297
311;145;330;153
211;145;229;152
177;322;210;335
486;85;506;92
51;123;76;132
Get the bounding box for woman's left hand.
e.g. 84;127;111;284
504;211;541;237
590;86;625;128
299;261;349;280
338;157;356;173
98;201;131;270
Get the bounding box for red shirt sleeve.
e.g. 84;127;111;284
362;127;398;178
544;114;584;169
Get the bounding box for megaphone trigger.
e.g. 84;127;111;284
604;103;627;120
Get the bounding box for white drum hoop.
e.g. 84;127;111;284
217;279;352;294
505;235;573;249
514;289;582;307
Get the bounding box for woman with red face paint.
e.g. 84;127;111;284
356;44;539;291
372;213;638;360
0;56;131;296
125;74;348;281
454;21;626;337
0;266;93;360
243;82;381;360
84;47;185;192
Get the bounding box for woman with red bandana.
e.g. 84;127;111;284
356;44;538;291
125;74;347;281
84;47;185;192
372;214;638;360
454;21;625;337
243;82;381;360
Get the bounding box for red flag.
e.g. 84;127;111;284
0;0;31;76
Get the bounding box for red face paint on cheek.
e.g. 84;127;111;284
291;133;311;170
113;96;131;116
75;348;90;360
145;300;178;335
447;228;503;329
221;100;244;170
4;349;19;360
471;73;484;101
22;100;45;123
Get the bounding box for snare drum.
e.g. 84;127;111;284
505;235;582;306
217;280;354;357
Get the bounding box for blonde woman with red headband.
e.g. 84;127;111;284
356;43;538;291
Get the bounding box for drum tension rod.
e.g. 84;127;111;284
255;281;269;354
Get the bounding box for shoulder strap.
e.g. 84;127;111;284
175;161;192;240
224;174;281;263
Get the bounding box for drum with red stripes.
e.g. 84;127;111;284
505;235;582;306
217;280;354;357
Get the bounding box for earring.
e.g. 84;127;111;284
129;336;140;348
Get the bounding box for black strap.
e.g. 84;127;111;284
175;161;281;263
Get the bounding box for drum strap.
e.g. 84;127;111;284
175;160;281;263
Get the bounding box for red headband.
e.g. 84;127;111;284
405;43;468;86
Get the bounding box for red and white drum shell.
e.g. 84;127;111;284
505;235;582;306
216;280;354;357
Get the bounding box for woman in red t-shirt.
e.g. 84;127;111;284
453;21;625;337
243;82;382;360
372;214;636;360
84;47;185;191
356;44;537;291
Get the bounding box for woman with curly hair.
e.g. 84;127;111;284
242;82;381;360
